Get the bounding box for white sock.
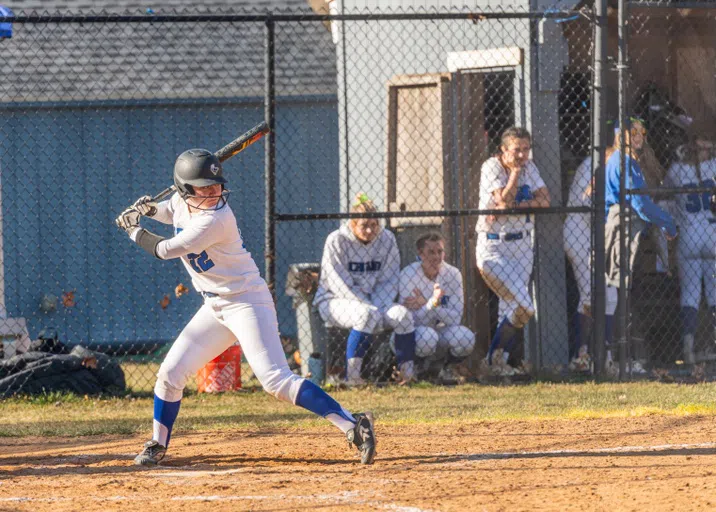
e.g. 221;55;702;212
502;351;510;364
326;412;356;434
347;357;363;382
153;420;170;447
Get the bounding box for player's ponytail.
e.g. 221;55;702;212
350;193;377;214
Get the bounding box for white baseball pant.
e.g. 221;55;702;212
414;325;475;359
476;232;535;328
677;226;716;309
155;290;304;404
317;299;414;335
564;213;592;315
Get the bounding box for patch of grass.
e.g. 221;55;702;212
1;382;716;438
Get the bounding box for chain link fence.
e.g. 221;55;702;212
616;0;716;381
278;7;597;385
3;3;710;396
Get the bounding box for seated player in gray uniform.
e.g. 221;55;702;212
314;194;417;385
399;232;475;384
475;127;550;375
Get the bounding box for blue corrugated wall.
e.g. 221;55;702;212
0;96;338;348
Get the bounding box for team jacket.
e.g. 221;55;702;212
605;151;677;237
398;261;464;327
313;224;400;310
149;194;266;296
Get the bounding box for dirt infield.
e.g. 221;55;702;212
2;416;716;511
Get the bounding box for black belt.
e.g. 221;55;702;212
486;232;524;241
201;291;219;298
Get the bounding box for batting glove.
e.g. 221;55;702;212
115;207;141;234
132;195;158;217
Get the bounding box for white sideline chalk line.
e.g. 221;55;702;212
0;491;435;512
171;491;436;512
144;441;716;479
4;443;715;509
449;441;716;462
150;467;250;477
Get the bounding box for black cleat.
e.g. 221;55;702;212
347;412;376;464
134;440;167;466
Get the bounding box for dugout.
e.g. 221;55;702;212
322;0;575;369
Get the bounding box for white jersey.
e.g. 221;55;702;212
475;156;547;233
313;224;400;310
664;159;716;229
567;156;592;209
398;261;464;328
151;194;266;296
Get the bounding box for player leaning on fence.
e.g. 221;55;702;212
475;127;550;375
603;118;677;373
664;137;716;364
314;194;417;385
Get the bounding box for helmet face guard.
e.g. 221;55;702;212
183;185;231;211
174;149;230;211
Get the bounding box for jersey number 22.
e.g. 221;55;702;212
187;251;214;273
175;228;215;273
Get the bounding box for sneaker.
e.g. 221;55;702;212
347;412;376;464
391;365;417;385
630;360;647;375
605;358;619;378
438;365;460;385
569;346;592;372
134;440;166;466
490;362;517;377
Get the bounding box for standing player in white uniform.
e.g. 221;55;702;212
664;139;716;363
564;156;594;370
313;194;417;385
475;127;550;370
399;232;475;384
115;149;376;466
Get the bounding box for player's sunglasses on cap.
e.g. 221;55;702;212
609;116;647;136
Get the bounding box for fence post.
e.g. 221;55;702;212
592;0;608;377
617;0;629;380
265;15;276;298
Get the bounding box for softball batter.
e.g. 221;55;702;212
116;149;376;466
